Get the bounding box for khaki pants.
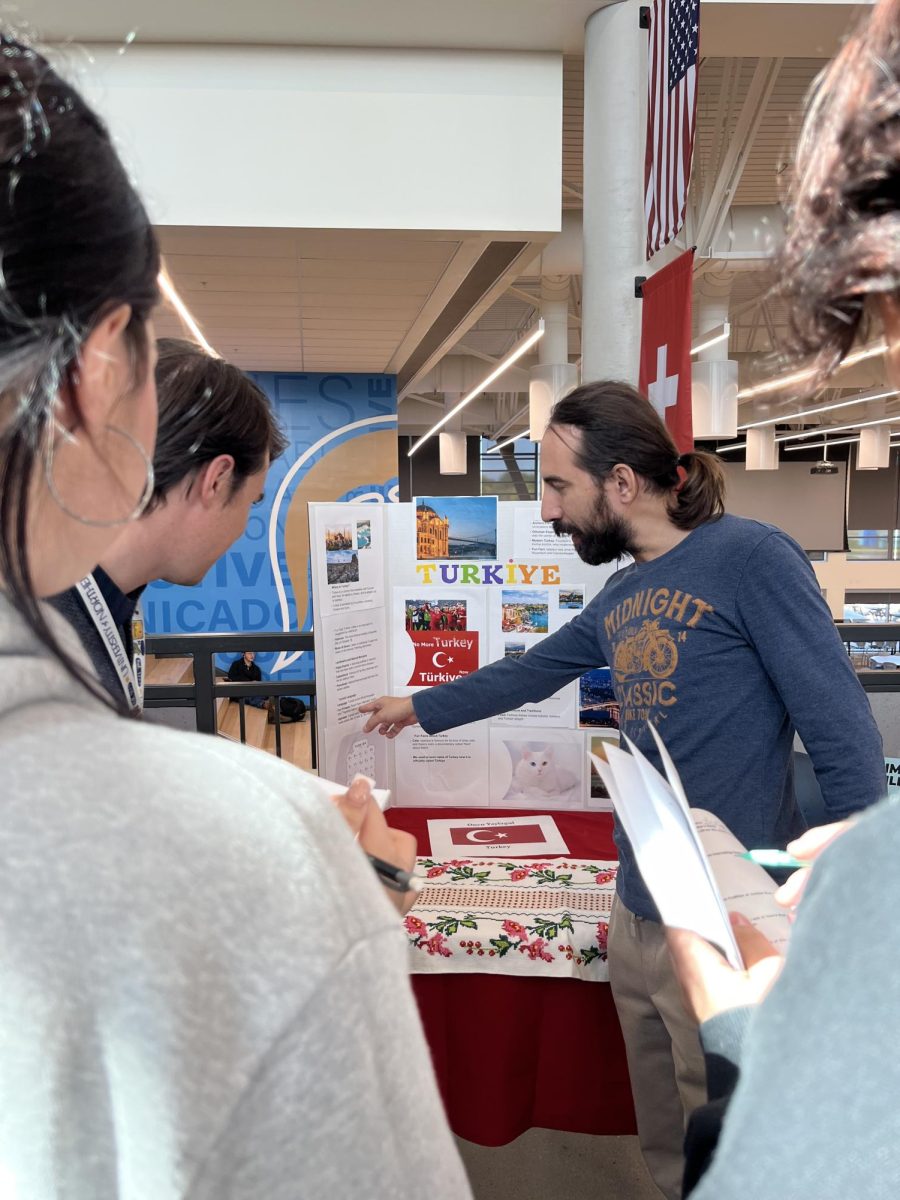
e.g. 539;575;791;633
608;898;707;1200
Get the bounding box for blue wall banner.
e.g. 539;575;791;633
142;371;398;679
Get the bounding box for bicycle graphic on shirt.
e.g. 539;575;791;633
613;619;679;682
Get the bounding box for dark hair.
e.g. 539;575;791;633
776;0;900;382
548;380;726;531
0;37;160;709
148;339;287;509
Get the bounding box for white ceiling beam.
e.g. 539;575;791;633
385;236;488;376
454;342;506;366
403;392;444;409
506;284;540;308
695;57;783;254
697;58;740;216
489;402;531;440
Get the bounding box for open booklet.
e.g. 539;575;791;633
590;725;791;969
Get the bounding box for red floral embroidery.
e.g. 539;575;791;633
509;868;529;882
594;869;617;885
426;866;446;878
596;921;609;952
502;920;527;939
405;915;428;938
423;931;452;957
520;937;554;963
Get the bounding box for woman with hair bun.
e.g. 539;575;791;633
0;37;470;1198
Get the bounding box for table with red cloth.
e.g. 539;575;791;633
386;807;637;1146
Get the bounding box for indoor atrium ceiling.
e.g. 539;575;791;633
155;53;865;439
30;0;888;440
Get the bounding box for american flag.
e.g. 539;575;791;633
644;0;700;258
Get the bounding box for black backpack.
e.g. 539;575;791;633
278;697;307;723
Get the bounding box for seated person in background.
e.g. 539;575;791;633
666;1;900;1195
227;650;307;723
51;339;287;712
228;650;262;686
228;649;265;710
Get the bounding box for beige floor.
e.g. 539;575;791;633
216;696;313;769
144;655;314;770
458;1131;660;1199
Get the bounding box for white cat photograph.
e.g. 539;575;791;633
489;731;586;810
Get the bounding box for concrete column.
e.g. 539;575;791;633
530;275;579;439
538;275;570;366
582;0;645;384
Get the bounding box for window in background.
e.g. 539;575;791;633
481;437;539;501
843;591;900;670
847;529;892;559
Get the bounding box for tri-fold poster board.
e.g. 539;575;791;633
308;497;622;809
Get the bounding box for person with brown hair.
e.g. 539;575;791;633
362;377;884;1198
0;35;471;1197
50;338;287;711
665;1;900;1195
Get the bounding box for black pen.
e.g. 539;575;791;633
368;854;423;894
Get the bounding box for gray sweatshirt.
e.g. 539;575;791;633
0;595;471;1199
688;793;900;1198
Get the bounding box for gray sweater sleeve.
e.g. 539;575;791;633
186;928;471;1200
734;531;884;818
413;596;608;734
688;797;900;1200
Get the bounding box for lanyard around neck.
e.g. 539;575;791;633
75;573;145;712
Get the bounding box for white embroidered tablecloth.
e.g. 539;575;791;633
404;856;618;981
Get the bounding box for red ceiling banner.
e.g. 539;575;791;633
638;249;695;454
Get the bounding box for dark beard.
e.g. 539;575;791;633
552;495;633;565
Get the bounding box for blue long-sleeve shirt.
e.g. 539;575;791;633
413;515;884;919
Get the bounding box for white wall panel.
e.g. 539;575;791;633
74;46;562;232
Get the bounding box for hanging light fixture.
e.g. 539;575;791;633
408;320;545;457
438;431;468;475
746;426;778;470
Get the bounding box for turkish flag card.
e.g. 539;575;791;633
427;814;569;858
406;631;479;687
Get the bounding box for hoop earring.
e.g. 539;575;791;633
44;423;155;528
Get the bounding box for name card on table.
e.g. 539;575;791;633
427;814;568;858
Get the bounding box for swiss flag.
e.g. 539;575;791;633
450;823;548;847
639;248;694;453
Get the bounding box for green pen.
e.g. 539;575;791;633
743;849;810;869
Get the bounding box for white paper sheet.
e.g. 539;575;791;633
590;728;791;968
311;503;385;618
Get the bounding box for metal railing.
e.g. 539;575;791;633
140;625;900;769
144;631;318;767
835;624;900;692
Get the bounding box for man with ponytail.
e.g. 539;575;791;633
363;379;883;1198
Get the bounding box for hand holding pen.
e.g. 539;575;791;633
668;818;858;1025
745;819;856;914
331;774;421;916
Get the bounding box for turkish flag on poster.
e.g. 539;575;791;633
638;248;694;453
449;823;548;847
406;631;479;687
